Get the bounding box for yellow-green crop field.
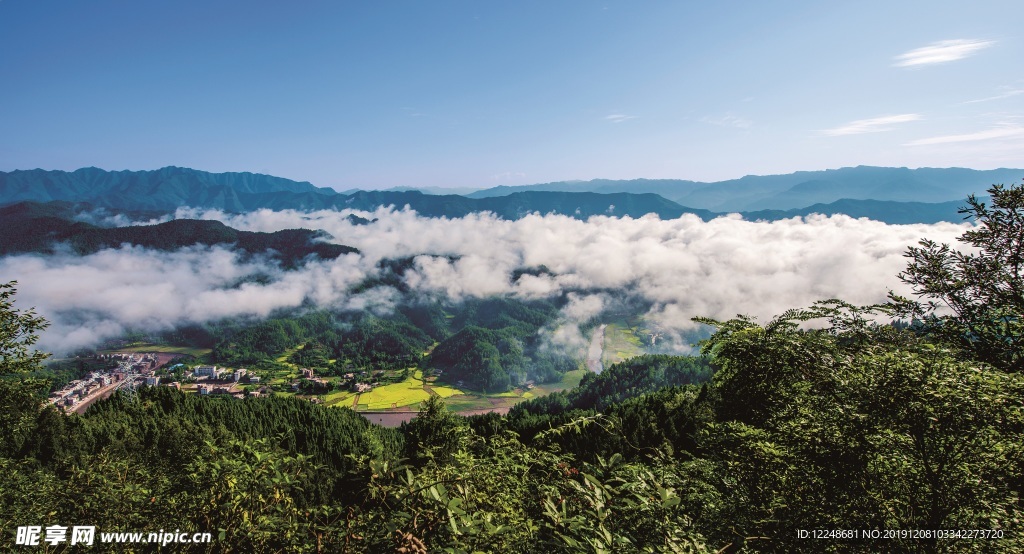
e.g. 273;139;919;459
356;374;431;410
323;390;357;407
602;320;646;367
320;365;587;413
428;384;462;398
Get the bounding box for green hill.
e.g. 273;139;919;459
0;201;357;266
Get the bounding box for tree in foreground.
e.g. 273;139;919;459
892;181;1024;371
0;281;51;456
695;301;1024;552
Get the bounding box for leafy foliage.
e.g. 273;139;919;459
893;181;1024;371
0;281;51;457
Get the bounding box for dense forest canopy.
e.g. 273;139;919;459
0;183;1022;552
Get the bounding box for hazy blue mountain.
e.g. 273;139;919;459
740;198;973;224
0;168;714;220
0;166;334;211
467;178;704;199
383;185;484;196
467;166;1023;211
1;166;1016;223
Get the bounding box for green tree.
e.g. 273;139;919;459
694;303;1024;552
893;181;1024;371
0;280;49;375
0;281;51;456
402;395;469;465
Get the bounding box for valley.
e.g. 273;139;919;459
3;166;1021;552
4;1;1023;549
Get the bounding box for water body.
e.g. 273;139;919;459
587;324;606;374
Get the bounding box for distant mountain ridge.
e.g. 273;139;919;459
742;198;970;225
469;166;1023;212
0;166;334;212
0;167;714;220
0;165;1014;224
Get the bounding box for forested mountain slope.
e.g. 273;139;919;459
0;201;357;266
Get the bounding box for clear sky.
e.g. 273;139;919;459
1;0;1021;191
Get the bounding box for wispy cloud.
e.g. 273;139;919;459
605;114;636;123
702;113;752;129
490;171;526;181
964;86;1024;104
822;114;922;136
894;39;994;67
904;124;1024;146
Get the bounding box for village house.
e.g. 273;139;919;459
193;366;223;379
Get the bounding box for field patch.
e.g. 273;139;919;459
357;373;431;410
428;384;462;398
531;369;587;396
323;390;358;407
602;320;647;367
320;365;588;413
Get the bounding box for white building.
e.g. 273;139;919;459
194;366;222;379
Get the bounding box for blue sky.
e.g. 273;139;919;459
2;0;1022;191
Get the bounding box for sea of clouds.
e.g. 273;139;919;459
1;207;971;354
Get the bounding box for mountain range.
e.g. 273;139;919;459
2;165;1019;224
466;166;1023;212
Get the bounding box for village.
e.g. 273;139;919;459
45;346;403;413
47;351;385;414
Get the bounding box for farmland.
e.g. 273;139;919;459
601;318;647;367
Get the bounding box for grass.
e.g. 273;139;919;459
274;347;300;370
532;368;587;396
442;393;520;412
436;368;588;411
602;319;647;367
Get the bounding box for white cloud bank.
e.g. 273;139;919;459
894;39;994;67
3;208;970;353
